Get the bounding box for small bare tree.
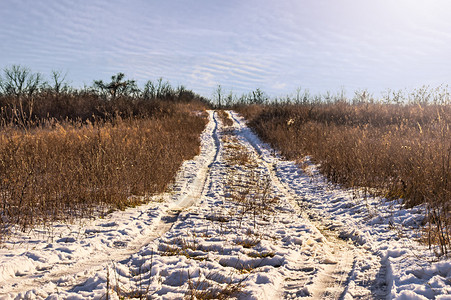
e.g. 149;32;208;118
214;84;222;108
143;80;156;100
155;77;173;99
225;91;234;107
0;65;43;124
93;73;139;99
0;65;42;97
251;88;267;105
50;70;68;94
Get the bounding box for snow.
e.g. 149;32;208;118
0;110;450;299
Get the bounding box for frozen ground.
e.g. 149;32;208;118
0;110;450;299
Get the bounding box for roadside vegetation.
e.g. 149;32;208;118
0;65;209;236
1;64;450;256
235;87;451;255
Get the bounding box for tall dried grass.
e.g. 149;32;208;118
238;101;451;254
0;103;207;234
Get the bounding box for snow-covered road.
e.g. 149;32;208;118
1;110;450;299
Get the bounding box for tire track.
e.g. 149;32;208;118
1;111;220;299
228;110;372;299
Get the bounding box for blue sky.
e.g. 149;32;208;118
1;0;451;99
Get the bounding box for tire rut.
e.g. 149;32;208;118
1;111;220;299
228;110;373;299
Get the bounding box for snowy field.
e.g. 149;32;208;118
1;110;450;299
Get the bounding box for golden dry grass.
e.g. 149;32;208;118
216;110;233;127
238;102;451;254
0;103;207;234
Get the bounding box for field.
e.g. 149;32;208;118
237;100;451;254
0;68;451;299
0;69;209;237
0;106;207;234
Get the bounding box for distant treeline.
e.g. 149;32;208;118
3;65;450;125
0;65;210;125
217;85;451;108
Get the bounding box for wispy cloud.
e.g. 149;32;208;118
1;0;451;97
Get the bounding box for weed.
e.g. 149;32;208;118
0;102;207;236
216;110;234;127
237;98;451;255
247;251;275;258
235;237;260;248
221;132;279;230
184;269;245;300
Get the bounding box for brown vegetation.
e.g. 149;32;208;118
221;131;279;230
0;104;207;233
0;66;210;236
216;110;233;127
237;101;451;254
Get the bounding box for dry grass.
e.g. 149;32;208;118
0;103;207;235
216;110;234;127
221;131;279;230
222;136;253;167
237;101;451;255
184;270;244;300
